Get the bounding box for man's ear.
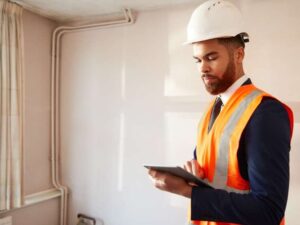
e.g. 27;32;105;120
235;47;245;64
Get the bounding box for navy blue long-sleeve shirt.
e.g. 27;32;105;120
192;97;292;225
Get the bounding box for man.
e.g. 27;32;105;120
148;1;294;225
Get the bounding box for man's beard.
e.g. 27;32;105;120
202;60;236;95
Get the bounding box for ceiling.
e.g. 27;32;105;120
11;0;203;23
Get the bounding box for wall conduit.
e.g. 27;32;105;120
50;9;135;225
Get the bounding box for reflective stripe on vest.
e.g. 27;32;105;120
212;89;262;192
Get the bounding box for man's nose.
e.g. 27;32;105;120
198;61;210;73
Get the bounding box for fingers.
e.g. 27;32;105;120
148;169;165;189
147;169;192;198
191;160;198;175
184;160;205;179
148;169;181;189
183;161;193;173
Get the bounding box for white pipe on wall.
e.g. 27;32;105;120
50;8;134;225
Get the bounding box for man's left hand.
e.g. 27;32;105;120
148;169;192;198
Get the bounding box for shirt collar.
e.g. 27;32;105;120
219;75;249;105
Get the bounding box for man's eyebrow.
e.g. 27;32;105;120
206;51;218;56
193;51;219;60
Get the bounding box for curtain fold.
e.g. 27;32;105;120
0;0;24;211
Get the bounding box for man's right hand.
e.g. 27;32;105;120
183;160;205;179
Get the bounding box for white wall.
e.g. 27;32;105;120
60;1;300;225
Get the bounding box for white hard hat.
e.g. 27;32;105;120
185;0;249;44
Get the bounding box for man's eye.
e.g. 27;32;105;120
194;59;201;63
207;56;217;61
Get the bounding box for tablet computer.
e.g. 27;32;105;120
145;165;213;189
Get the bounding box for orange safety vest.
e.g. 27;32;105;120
190;84;294;225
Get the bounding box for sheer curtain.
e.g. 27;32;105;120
0;0;24;211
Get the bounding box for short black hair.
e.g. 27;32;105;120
217;34;247;49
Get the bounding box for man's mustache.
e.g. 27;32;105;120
202;74;217;79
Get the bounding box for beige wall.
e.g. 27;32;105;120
1;9;60;225
1;199;60;225
23;9;56;195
